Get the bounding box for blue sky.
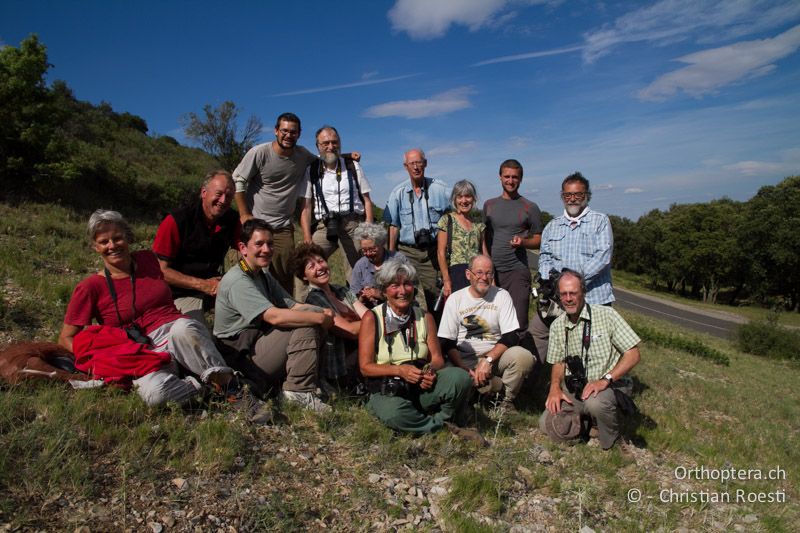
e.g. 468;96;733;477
3;0;799;219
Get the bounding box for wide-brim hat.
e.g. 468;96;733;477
540;404;583;442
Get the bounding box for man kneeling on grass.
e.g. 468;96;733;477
213;219;334;413
540;269;641;449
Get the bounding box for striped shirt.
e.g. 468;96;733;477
546;304;640;382
538;208;614;304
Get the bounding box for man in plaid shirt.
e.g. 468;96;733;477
529;171;614;362
541;269;641;450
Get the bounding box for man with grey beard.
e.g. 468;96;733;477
531;172;614;362
301;125;374;280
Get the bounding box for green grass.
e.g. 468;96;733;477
1;202;798;530
614;270;800;328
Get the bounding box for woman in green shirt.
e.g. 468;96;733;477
437;180;488;297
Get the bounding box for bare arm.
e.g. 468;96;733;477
235;192;253;223
262;306;333;329
158;258;219;296
300;197;313;244
362;193;374;223
58;323;83;353
581;346;641;400
522;233;541;250
436;230;451;296
545;361;571;414
388;225;399;252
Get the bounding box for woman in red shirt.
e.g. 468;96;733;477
58;209;235;407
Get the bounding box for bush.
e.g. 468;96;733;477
736;312;800;361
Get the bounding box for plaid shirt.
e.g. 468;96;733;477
539;208;614;304
546;304;640;382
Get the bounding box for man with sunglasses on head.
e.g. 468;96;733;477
530;172;614;361
437;254;535;413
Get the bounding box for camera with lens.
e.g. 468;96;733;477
125;323;153;346
414;228;434;248
324;214;340;243
380;376;409;397
564;355;588;397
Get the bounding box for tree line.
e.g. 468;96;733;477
610;175;800;310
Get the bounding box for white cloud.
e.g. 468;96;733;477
582;0;800;63
638;25;800;100
388;0;509;40
724;160;782;176
593;184;614;191
624;188;644;194
427;141;478;157
364;87;474;119
272;73;420;97
472;44;583;66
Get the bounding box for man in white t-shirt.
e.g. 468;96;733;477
301;126;374;280
438;254;535;411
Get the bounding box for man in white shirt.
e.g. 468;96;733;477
301;126;374;280
438;254;535;412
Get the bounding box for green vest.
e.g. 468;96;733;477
372;304;428;365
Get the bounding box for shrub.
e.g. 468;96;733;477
736;312;800;361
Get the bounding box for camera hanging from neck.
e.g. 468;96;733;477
564;303;592;367
408;178;431;236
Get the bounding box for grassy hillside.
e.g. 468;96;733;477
0;202;797;531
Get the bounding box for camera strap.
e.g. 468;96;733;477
407;178;432;236
103;261;137;327
564;303;592;367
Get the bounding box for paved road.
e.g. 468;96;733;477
614;288;741;339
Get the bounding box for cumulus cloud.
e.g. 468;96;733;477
624;187;644;194
582;0;800;63
388;0;509;40
638;25;800;100
364;87;474;119
724;160;782;175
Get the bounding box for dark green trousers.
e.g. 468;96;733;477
366;366;472;434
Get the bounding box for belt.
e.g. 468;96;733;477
399;242;433;250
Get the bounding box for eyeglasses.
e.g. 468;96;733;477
561;192;587;200
405;161;425;168
468;269;493;279
278;128;299;137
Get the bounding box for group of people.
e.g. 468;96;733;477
58;112;641;450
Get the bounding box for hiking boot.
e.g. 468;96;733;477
499;398;518;415
281;390;332;413
477;376;504;395
444;422;489;447
227;384;277;425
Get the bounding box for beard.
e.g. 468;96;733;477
321;151;339;165
566;202;587;217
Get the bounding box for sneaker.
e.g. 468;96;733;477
228;384;277;425
444;422;489;447
281;390;332;413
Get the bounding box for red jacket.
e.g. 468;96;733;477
73;325;171;385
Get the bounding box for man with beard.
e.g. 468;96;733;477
530;172;614;361
153;170;240;323
383;148;451;311
483;159;543;333
232;112;317;294
214;219;334;412
301;126;374;280
540;269;640;450
437;255;535;413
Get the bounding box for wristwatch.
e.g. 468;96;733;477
484;356;494;366
603;373;614;384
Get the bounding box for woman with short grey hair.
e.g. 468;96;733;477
357;257;479;441
350;222;406;308
437;179;487;297
59;210;270;422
